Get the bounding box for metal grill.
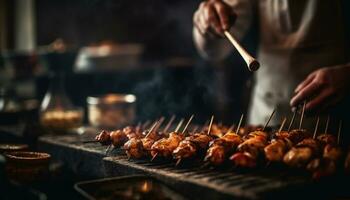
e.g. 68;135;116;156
40;133;346;200
103;149;313;200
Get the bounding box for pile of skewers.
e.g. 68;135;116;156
89;103;350;180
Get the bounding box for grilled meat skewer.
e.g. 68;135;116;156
205;115;244;166
230;110;275;168
94;125;143;147
230;130;269;168
173;132;213;161
151;117;193;159
124;120;165;159
307;120;344;179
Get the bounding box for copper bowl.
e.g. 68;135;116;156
4;151;51;183
0;144;28;154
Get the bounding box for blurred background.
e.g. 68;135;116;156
0;0;258;127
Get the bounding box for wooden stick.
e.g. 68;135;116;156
154;117;165;132
224;31;260;71
207;116;214;135
299;101;306;130
324;115;330;134
175;119;184;132
163;115;176;133
337;120;342;145
287;110;296;132
235;114;244;133
226;123;235;134
313;117;320;139
175;158;182;167
263;109;276;131
278;117;287;133
145;121;160;138
151;153;158;162
182;115;194;134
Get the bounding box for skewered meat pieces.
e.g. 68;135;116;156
323;144;343;161
264;138;293;162
151;132;185;158
274;131;290;140
124;130;164;159
95;125;143;147
205;145;226;166
110;130;129;147
204;132;243;166
95;130;111;145
123;138;145;159
265;129;311;163
230;152;256;168
236;131;268;156
141;132;164;156
283;138;321;168
286;129;311;144
306;144;343;179
283;147;314;168
238;125;263;138
307;158;337;180
317;134;337;147
173;133;212;160
230;131;268;168
202;124;227;138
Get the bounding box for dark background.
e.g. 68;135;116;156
4;0;259;124
34;0;258;123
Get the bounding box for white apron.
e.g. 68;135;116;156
247;0;347;128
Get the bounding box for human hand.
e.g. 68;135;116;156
193;0;236;38
290;65;350;113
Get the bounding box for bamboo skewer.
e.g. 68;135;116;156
226;123;235;135
175;115;195;167
313;117;320;139
299;101;306;130
182;115;195;134
207;116;214;136
175;119;185;133
145;120;161;138
235;114;244;133
278;117;287;133
324;115;330;134
263;109;276;131
287;110;296;132
224;31;260;72
337;120;342;145
175;158;182;167
152;118;185;162
151;153;158;162
163;115;176;133
154;117;165;132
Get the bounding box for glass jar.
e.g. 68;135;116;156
87;94;136;130
39;73;83;132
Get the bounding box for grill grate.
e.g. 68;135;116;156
40;133;347;200
102;148;317;200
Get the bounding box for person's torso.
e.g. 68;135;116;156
248;0;347;127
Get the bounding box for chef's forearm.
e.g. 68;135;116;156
193;27;232;62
